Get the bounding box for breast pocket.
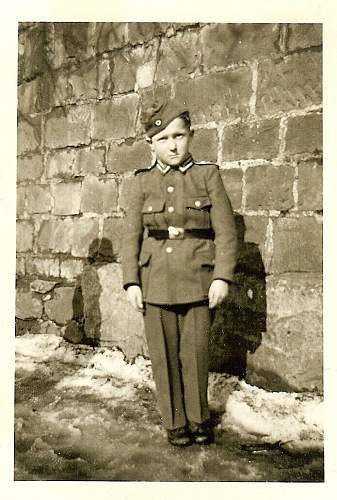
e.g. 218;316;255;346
185;196;212;228
142;199;165;226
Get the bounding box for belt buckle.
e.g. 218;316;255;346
168;226;184;239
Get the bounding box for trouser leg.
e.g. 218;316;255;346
179;302;211;424
143;303;187;430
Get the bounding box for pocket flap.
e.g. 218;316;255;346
185;196;211;209
139;250;152;266
142;199;165;214
198;251;215;267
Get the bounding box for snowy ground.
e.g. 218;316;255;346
15;334;323;481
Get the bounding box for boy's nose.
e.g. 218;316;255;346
168;138;177;150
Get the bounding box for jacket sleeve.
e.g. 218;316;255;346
121;173;144;289
206;165;238;282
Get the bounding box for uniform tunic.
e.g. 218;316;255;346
122;155;238;303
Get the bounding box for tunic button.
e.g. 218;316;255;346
166;247;173;254
148;206;153;211
194;200;201;207
168;206;174;213
167;186;174;193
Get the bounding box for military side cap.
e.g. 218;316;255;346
140;98;190;138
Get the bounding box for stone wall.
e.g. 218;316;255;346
16;23;322;391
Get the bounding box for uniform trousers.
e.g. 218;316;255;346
143;301;211;430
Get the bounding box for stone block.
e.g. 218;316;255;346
247;273;323;392
21;25;47;80
71;218;99;258
46;149;77;179
288;23;322;51
17;117;41;155
220;169;243;211
38;219;73;254
16;291;43;320
52;182;81;215
201;23;279;69
127;22;161;45
67;59;97;102
81;178;118;214
30;279;58;293
297;161;323;211
272;216;322;273
156;31;200;84
190;129;218;163
102;218;125;261
45;106;91;149
16;186;26;216
118;175;137;213
245;164;294;210
16;256;26;276
92;94;139;140
60;259;84;280
26;256;60;277
17;79;40;115
81;263;147;359
26;185;51;214
17;154;44;182
16;221;34;253
45;286;75;324
98;54;112;99
77;148;106;176
174;68;252;124
222;119;280;161
256;52;322;115
51;23;95;68
107;140;152;173
112;43;157;94
96;22;127;52
285;114;322;156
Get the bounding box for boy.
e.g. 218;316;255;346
122;98;237;447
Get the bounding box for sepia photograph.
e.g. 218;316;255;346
12;14;326;484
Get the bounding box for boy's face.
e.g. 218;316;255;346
149;116;193;166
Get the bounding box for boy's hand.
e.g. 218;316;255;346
126;285;144;312
208;280;229;309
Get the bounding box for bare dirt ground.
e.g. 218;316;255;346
15;334;323;481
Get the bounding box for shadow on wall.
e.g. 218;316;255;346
64;238;118;346
209;214;266;379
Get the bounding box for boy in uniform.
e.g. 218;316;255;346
122;98;237;447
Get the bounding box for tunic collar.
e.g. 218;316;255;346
156;154;194;175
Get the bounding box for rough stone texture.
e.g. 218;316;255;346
45;287;75;325
92;95;139;140
60;260;84;280
297;161;323;211
45;106;91;149
156;31;200;84
38;219;73;254
222;119;280;161
67;59;97;102
107;140;152;173
52;182;82;215
16;186;26;216
77;148;106;176
63;320;84;344
17;117;41;155
26;185;51;214
97;55;112;99
201;23;279;69
20;25;47;81
26;257;60;278
30;279;58;294
256;52;322;115
220;169;243;211
118;175;136;213
174;69;252;124
245;165;294;210
17;154;44;182
81;263;147;359
46;149;77;179
18;79;40;115
80;178;118;214
16;291;43;320
96;22;127;53
102;218;125;261
285;114;322;156
17;221;34;253
127;22;162;45
16;256;26;276
112;44;157;94
247;273;323;392
50;23;95;69
190;129;218;163
71;218;99;258
272;216;322;273
288;24;322;51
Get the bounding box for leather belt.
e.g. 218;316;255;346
148;227;214;240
